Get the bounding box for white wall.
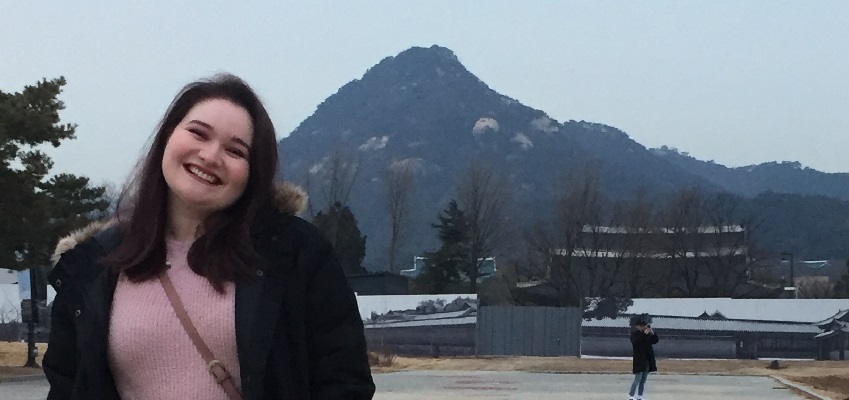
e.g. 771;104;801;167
0;269;57;322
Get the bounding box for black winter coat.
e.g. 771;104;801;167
42;186;375;400
630;329;659;374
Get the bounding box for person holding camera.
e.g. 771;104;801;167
629;319;659;400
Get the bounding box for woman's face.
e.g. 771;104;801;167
162;98;253;219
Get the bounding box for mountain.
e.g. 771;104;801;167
739;191;849;260
653;146;849;201
278;45;849;270
561;122;721;198
648;147;849;259
278;45;715;270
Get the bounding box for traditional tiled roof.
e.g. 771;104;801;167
583;315;821;334
623;298;849;323
814;323;849;339
364;316;476;329
812;309;849;327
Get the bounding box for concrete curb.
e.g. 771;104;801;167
0;374;46;384
771;375;833;400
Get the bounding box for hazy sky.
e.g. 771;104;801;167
2;2;848;186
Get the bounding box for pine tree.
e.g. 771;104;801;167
415;200;470;293
1;77;108;270
313;202;367;276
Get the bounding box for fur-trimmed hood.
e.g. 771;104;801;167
50;181;308;266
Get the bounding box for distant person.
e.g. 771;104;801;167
628;318;659;400
43;74;375;400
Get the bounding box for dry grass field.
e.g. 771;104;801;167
0;342;47;378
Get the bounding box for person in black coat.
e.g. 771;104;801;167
43;74;375;400
628;319;659;400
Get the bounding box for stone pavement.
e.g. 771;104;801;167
373;371;809;400
0;370;811;399
0;378;48;400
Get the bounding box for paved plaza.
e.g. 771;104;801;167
0;371;812;400
372;371;809;400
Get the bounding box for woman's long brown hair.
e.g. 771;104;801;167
105;74;278;292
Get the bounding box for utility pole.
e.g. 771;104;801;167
781;252;795;299
24;297;39;368
22;267;43;368
790;252;795;290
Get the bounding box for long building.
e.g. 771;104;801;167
583;298;849;360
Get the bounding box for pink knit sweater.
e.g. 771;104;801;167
108;239;240;400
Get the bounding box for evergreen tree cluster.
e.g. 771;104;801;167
1;77;109;271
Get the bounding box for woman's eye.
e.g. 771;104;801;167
188;128;207;140
227;148;246;158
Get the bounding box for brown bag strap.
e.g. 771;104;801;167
159;271;242;400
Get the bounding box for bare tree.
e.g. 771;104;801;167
308;148;362;217
455;161;513;293
305;148;363;252
702;193;759;297
0;303;22;342
657;186;708;297
796;276;835;299
384;159;415;273
574;211;621;299
609;188;656;298
526;166;607;306
525;221;571;303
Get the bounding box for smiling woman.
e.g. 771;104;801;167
162;99;253;231
104;75;280;288
41;74;375;400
